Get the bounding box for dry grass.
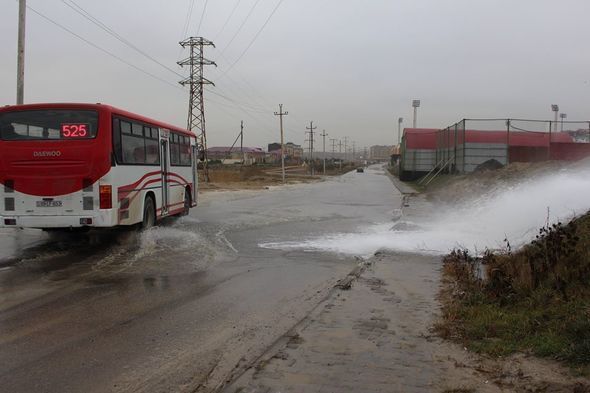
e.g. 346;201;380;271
436;212;590;373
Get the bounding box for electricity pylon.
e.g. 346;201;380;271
178;37;216;182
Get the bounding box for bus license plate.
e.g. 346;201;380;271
36;200;62;208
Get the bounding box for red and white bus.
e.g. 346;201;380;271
0;103;198;230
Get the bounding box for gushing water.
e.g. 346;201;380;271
260;167;590;256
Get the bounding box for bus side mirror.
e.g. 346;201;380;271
199;147;205;161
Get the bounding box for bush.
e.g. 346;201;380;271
438;212;590;371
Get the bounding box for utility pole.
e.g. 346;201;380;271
178;37;216;182
330;138;337;158
343;136;349;163
338;140;343;171
274;104;288;184
305;121;317;176
352;141;356;163
16;0;26;105
240;120;244;166
320;130;328;175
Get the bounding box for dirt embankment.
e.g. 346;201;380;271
427;160;590;392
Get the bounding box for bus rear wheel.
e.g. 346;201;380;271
142;195;156;229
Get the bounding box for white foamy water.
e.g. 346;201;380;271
260;168;590;257
134;226;207;260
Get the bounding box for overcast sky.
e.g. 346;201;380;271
2;0;590;149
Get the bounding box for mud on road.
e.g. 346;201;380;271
224;250;590;393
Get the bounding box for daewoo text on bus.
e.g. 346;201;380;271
0;103;198;230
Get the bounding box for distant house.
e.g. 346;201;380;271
267;142;304;164
369;145;393;161
207;146;266;165
268;143;281;152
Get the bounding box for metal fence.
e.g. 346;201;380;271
435;118;590;174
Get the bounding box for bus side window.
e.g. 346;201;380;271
144;126;160;165
120;120;145;164
179;136;191;166
170;133;180;165
111;118;163;166
112;118;122;164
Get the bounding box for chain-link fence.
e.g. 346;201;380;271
434;118;590;174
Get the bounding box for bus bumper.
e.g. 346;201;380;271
0;214;116;229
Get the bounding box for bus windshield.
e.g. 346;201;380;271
0;109;99;141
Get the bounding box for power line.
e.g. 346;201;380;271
213;0;243;41
205;88;268;113
218;0;263;56
61;0;184;79
195;0;209;36
218;0;285;79
178;0;197;58
211;40;305;138
28;4;297;147
213;52;308;137
27;5;183;92
60;1;272;118
33;4;266;123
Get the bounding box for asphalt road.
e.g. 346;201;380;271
0;165;402;393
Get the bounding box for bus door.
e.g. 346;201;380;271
160;135;169;216
191;144;198;204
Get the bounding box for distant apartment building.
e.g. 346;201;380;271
369;145;393;160
268;142;304;163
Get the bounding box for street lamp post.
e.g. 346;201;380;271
560;113;567;132
397;117;403;144
412;100;420;128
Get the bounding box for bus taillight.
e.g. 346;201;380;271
99;185;112;209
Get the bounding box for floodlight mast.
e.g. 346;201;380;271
412;100;420;128
551;104;559;132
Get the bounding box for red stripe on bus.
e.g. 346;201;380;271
118;170;161;193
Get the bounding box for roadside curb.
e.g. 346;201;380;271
383;166;419;196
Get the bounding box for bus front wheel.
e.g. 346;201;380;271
142;195;156;229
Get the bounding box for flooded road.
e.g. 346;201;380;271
0;166;402;392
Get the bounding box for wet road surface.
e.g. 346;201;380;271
225;251;445;393
0;166;402;392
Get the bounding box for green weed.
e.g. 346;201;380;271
437;213;590;372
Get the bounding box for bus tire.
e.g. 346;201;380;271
182;188;191;216
142;195;156;229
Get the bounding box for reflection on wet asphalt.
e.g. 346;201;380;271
0;165;403;393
